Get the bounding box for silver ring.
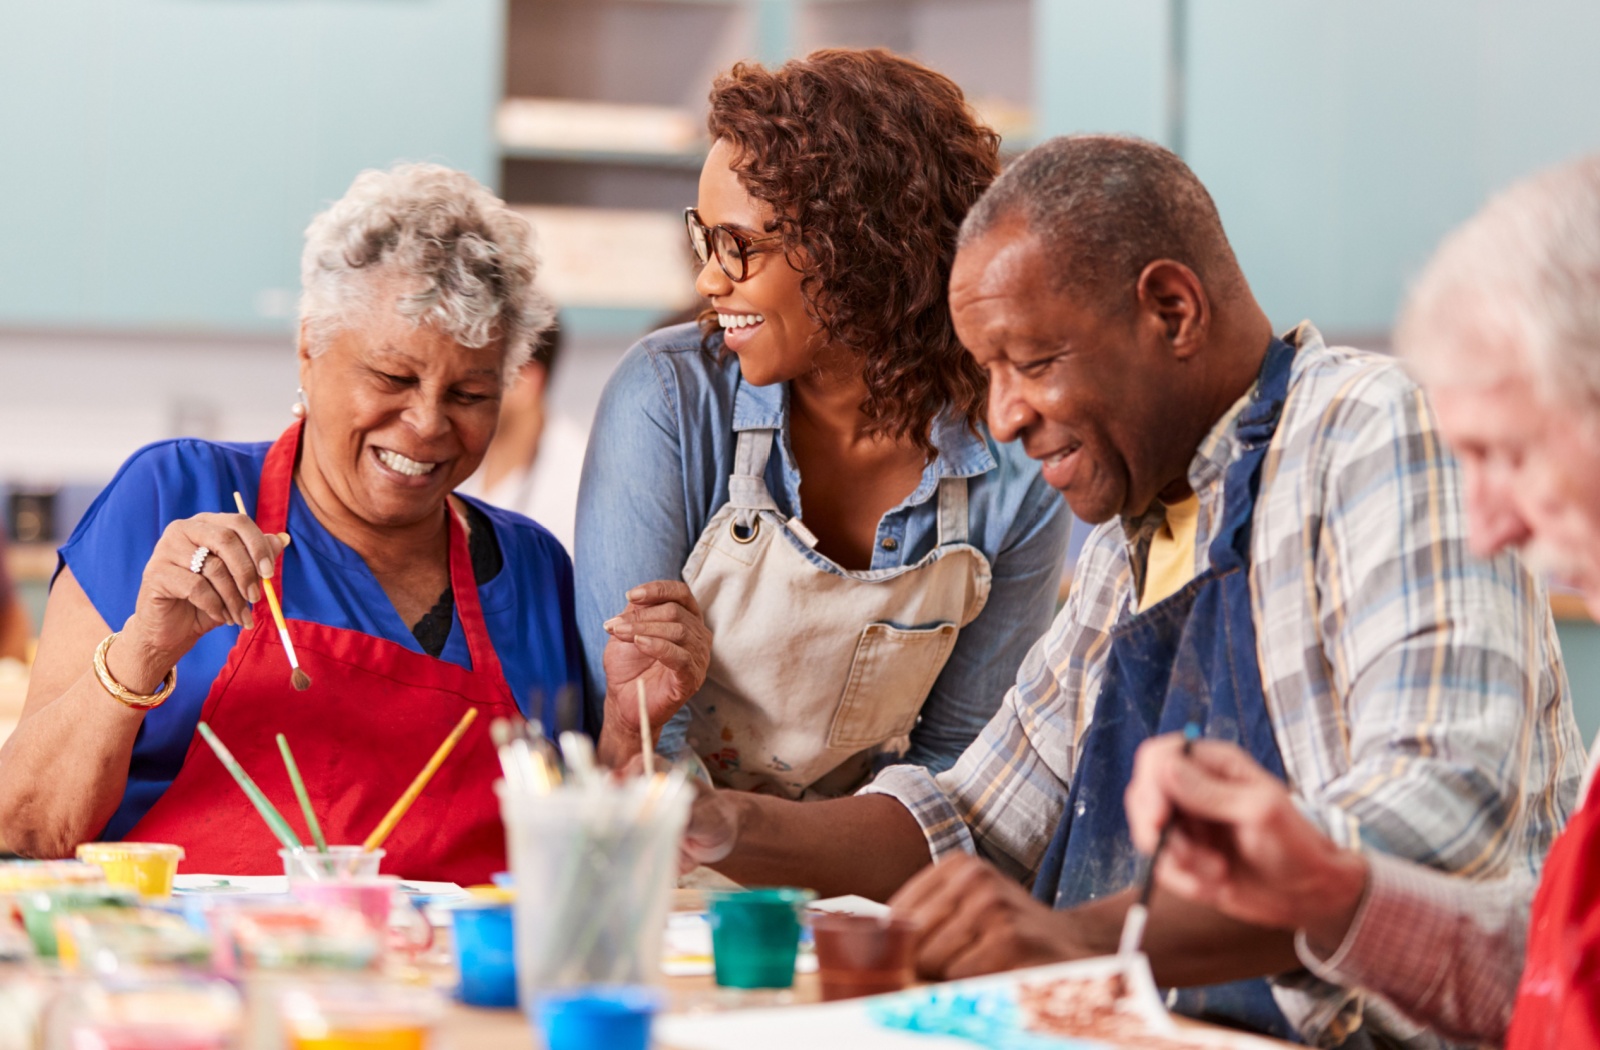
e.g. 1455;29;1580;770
189;546;211;574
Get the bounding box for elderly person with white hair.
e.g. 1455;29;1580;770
0;164;689;884
1123;154;1600;1050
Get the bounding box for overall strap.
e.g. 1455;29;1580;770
1208;337;1297;573
935;476;970;546
729;428;781;529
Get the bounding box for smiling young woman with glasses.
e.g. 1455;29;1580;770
575;48;1071;802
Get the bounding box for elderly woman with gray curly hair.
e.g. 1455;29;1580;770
0;164;707;883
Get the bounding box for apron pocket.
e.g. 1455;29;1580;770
827;622;959;750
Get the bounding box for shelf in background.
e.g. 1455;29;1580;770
498;97;706;167
516;204;697;313
502;144;707;169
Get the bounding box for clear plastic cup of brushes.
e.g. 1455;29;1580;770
279;847;385;881
497;767;692;1006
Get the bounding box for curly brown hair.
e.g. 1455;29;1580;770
703;48;1000;455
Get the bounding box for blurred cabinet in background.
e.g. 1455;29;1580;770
0;0;503;334
498;0;1034;339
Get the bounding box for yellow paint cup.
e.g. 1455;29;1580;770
76;843;186;900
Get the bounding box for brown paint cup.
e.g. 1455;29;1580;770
809;912;918;1001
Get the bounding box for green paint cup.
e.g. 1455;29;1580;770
705;888;815;989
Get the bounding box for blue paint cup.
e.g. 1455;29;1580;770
450;902;517;1008
535;986;660;1050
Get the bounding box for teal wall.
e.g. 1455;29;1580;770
1558;621;1600;747
1033;0;1600;335
0;0;503;334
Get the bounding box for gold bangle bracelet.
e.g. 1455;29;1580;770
92;633;176;710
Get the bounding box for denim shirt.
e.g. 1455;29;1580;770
574;323;1072;773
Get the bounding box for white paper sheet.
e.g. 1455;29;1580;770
657;955;1179;1050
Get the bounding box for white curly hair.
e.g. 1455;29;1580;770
1398;154;1600;410
299;163;555;383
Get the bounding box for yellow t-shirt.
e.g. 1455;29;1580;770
1139;494;1201;611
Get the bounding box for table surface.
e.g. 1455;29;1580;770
434;888;1296;1049
441;972;822;1048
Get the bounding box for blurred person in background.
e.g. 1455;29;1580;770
578;48;1071;794
459;322;587;553
1124;154;1600;1050
0;529;31;664
0;164;702;883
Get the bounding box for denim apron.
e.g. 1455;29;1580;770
1031;337;1307;1042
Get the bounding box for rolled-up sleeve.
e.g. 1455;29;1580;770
1296;851;1530;1045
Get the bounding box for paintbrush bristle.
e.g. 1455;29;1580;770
290;667;312;691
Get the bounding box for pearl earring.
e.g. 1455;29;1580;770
290;387;307;419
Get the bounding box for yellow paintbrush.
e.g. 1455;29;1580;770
232;491;310;691
363;708;479;851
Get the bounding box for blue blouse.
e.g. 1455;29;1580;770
58;438;584;839
575;324;1073;774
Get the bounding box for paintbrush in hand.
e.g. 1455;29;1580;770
636;678;655;777
1118;721;1202;960
232;491;310;691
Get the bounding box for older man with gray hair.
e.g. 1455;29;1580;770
681;134;1583;1047
1125;154;1600;1049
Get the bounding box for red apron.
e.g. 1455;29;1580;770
1507;781;1600;1049
127;421;518;885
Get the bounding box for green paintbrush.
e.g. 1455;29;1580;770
196;721;303;851
276;732;327;852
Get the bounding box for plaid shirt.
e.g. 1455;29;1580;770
864;323;1585;1047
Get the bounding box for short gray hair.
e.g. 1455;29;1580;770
1398;155;1600;409
959;134;1244;312
299;163;555;382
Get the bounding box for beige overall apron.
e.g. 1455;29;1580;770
681;426;992;798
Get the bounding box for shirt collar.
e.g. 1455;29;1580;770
731;374;786;432
1120;321;1325;543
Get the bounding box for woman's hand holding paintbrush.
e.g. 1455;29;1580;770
595;580;713;767
232;492;309;690
1123;732;1370;955
107;505;292;692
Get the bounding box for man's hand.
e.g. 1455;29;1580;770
1124;735;1370;954
889;854;1091;980
597;581;713;766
